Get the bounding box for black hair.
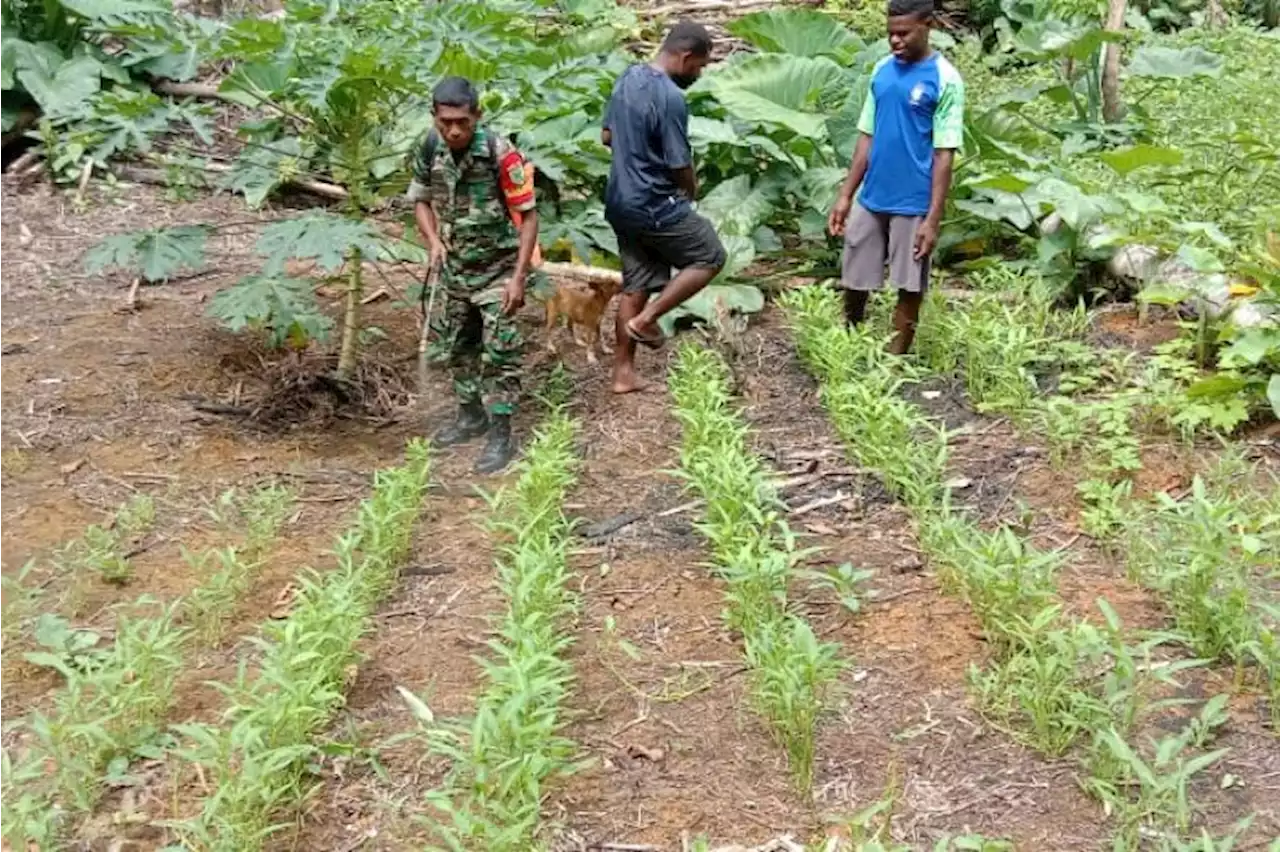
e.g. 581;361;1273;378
661;21;713;57
432;76;479;112
887;0;934;19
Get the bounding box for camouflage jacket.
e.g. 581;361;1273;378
406;127;536;293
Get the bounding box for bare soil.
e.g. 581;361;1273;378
3;180;1278;851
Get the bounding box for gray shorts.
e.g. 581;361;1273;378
615;212;726;294
841;203;930;293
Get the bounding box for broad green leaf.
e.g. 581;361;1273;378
1220;328;1279;367
1032;177;1121;229
18;55;102;116
1098;144;1183;175
955;195;1036;231
791;166;848;216
701;53;847;139
698;176;781;237
727;9;864;61
1128;45;1224;79
58;0;168;19
85;225;208;282
719;235;757;280
689;116;740;147
218;60;291;108
1174;221;1233;249
825;88;867;162
1268;374;1280;419
1176;244;1225;274
256;213;383;274
1137;282;1193;306
971;172;1036;193
1186;373;1250;399
656;282;764;336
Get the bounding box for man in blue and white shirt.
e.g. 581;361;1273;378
828;0;965;354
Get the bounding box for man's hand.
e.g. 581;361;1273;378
828;194;853;237
429;241;448;272
914;219;939;260
501;274;526;316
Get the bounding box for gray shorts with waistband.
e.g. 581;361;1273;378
841;203;931;293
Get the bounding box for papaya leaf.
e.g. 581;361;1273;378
221;136;312;209
727;9;863;62
84;225;208;282
208;274;333;348
256;213;383;274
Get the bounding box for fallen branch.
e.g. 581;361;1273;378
153;80;233;102
539;261;623;286
113;161;348;202
5;149;40;174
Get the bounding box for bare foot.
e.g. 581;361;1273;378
612;367;648;394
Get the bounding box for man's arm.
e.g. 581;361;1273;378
502;208;538;315
828;79;878;236
914;149;954;259
916;66;965;260
670;166;697;201
828;132;872;236
660;90;696;200
414;201;446;269
601;128;612;148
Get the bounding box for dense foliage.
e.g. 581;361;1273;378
7;0;1273;423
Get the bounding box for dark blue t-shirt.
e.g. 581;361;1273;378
603;64;692;232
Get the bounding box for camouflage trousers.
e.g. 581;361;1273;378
430;274;524;417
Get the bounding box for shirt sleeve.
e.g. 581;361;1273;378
406;134;432;203
856;88;876;137
660;89;692;170
933;68;965;150
496;143;537;214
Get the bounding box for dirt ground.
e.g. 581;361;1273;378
3;181;1278;851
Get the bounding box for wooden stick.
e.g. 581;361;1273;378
5;149;40;174
75;159;93;201
539;261;622;286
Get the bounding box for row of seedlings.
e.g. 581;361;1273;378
411;394;583;849
781;286;1247;849
1;484;297;848
161;442;431;851
668;344;845;795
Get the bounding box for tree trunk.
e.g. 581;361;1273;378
337;246;363;380
1101;0;1127;123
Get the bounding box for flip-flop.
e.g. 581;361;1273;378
626;319;666;351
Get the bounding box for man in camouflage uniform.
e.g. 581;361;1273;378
408;76;543;474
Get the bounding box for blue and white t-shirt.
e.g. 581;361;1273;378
857;52;965;217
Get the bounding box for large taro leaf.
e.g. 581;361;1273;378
17;55;102;116
1128;45;1224;79
657;281;765;337
1099;144;1183;175
700;53;847;139
85;225;208;282
791;166;848;217
1269;374;1280;419
727;9;863;62
698;175;782;237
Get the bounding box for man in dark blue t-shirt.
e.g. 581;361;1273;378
602;21;726;394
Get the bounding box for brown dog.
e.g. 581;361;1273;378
543;276;622;365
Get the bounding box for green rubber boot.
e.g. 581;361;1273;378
474;414;516;474
432;400;488;447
